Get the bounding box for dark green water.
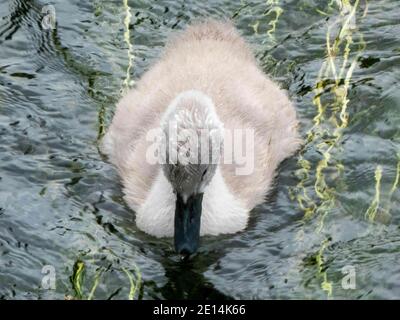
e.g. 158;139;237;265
0;0;399;299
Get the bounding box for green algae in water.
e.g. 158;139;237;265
70;260;85;300
69;260;141;300
1;0;400;300
122;266;142;300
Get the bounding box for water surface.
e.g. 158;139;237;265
0;0;399;299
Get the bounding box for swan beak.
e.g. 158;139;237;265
174;192;203;257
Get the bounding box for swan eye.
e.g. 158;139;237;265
201;168;208;180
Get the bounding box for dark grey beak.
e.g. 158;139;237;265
174;193;203;258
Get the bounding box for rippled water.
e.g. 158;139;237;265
0;0;399;299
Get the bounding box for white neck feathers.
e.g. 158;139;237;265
136;168;248;237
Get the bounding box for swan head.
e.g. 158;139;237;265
160;90;223;257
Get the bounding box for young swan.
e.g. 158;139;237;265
157;90;230;255
102;20;301;257
125;90;248;256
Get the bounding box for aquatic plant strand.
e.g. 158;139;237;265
122;266;142;300
316;238;332;297
365;165;382;222
295;0;364;225
122;0;134;93
313;0;364;295
265;0;283;42
97;0;134;140
292;0;366;298
70;253;142;300
71;260;85;299
87;267;104;300
381;153;400;218
389;153;400;197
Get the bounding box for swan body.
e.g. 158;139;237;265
102;20;300;253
